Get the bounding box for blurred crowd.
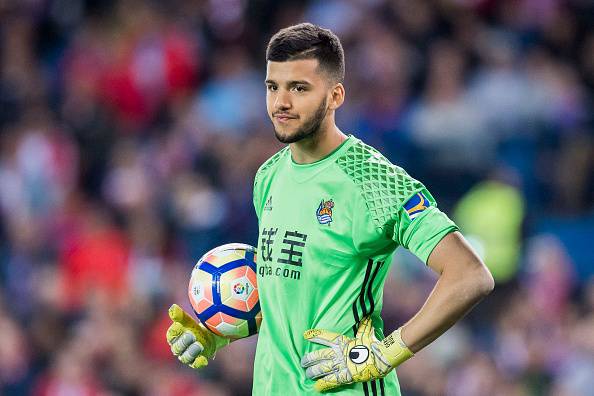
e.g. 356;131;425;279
0;0;593;395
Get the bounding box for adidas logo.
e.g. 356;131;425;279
264;196;273;211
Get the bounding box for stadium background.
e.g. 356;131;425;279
0;0;593;395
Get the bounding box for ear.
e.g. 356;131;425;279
327;83;345;111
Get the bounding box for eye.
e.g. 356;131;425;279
292;85;307;92
348;346;369;364
266;84;277;92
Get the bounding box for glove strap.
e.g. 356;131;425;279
379;327;414;368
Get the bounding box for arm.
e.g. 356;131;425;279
301;231;493;392
399;231;494;352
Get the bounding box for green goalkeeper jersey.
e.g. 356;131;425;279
252;135;458;395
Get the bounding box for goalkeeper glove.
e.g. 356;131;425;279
166;304;230;369
301;317;413;392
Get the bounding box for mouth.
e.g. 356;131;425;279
274;114;298;123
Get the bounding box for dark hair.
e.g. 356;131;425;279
266;23;345;83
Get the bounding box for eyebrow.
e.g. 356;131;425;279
265;79;313;87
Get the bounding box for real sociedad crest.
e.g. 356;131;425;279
316;199;334;225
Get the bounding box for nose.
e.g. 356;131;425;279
274;89;291;111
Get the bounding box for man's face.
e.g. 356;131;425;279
265;59;331;144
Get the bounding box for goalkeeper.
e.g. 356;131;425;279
167;23;494;395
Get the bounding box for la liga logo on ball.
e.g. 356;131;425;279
233;282;250;295
188;243;261;339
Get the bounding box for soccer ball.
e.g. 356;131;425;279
188;243;261;339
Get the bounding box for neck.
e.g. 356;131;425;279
289;120;347;164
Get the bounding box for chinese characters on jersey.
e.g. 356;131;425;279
259;228;308;280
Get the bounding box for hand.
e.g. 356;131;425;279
301;317;413;392
166;304;229;369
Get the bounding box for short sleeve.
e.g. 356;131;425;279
333;139;458;262
392;188;459;264
253;173;262;220
351;192;393;257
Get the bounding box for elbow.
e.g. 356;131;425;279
455;258;494;300
474;262;495;298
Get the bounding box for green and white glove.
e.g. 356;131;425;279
166;304;230;369
301;317;414;392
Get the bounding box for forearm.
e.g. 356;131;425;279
400;264;493;352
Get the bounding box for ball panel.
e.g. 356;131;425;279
206;250;244;267
219;266;248;284
204;312;225;337
223;297;249;312
235;319;249;339
246;266;257;287
188;270;214;314
246;288;259;311
220;268;251;309
214;313;249;338
219;283;231;306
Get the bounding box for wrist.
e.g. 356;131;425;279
378;327;414;368
214;334;231;351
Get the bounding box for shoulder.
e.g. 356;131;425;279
252;146;289;216
254;147;289;181
334;138;425;228
253;146;289;190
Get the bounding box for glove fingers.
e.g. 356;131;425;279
171;332;196;356
304;329;345;347
166;322;185;344
169;304;199;330
314;370;349;393
301;348;335;368
189;355;209;369
179;342;204;364
192;327;216;358
305;361;338;380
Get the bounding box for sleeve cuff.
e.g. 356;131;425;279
401;207;459;264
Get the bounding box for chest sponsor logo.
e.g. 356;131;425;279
259;227;308;281
316;199;334;225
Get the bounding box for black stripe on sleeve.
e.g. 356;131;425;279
363;381;370;396
370;380;378;396
379;378;385;396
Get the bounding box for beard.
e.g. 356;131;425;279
273;98;328;144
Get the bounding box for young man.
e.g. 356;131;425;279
166;23;494;395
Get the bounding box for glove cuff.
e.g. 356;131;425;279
378;327;414;368
214;335;231;354
198;324;231;359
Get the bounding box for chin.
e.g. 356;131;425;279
274;130;297;144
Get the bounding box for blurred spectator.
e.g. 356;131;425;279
191;47;264;136
59;204;130;310
453;174;525;283
406;40;493;176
